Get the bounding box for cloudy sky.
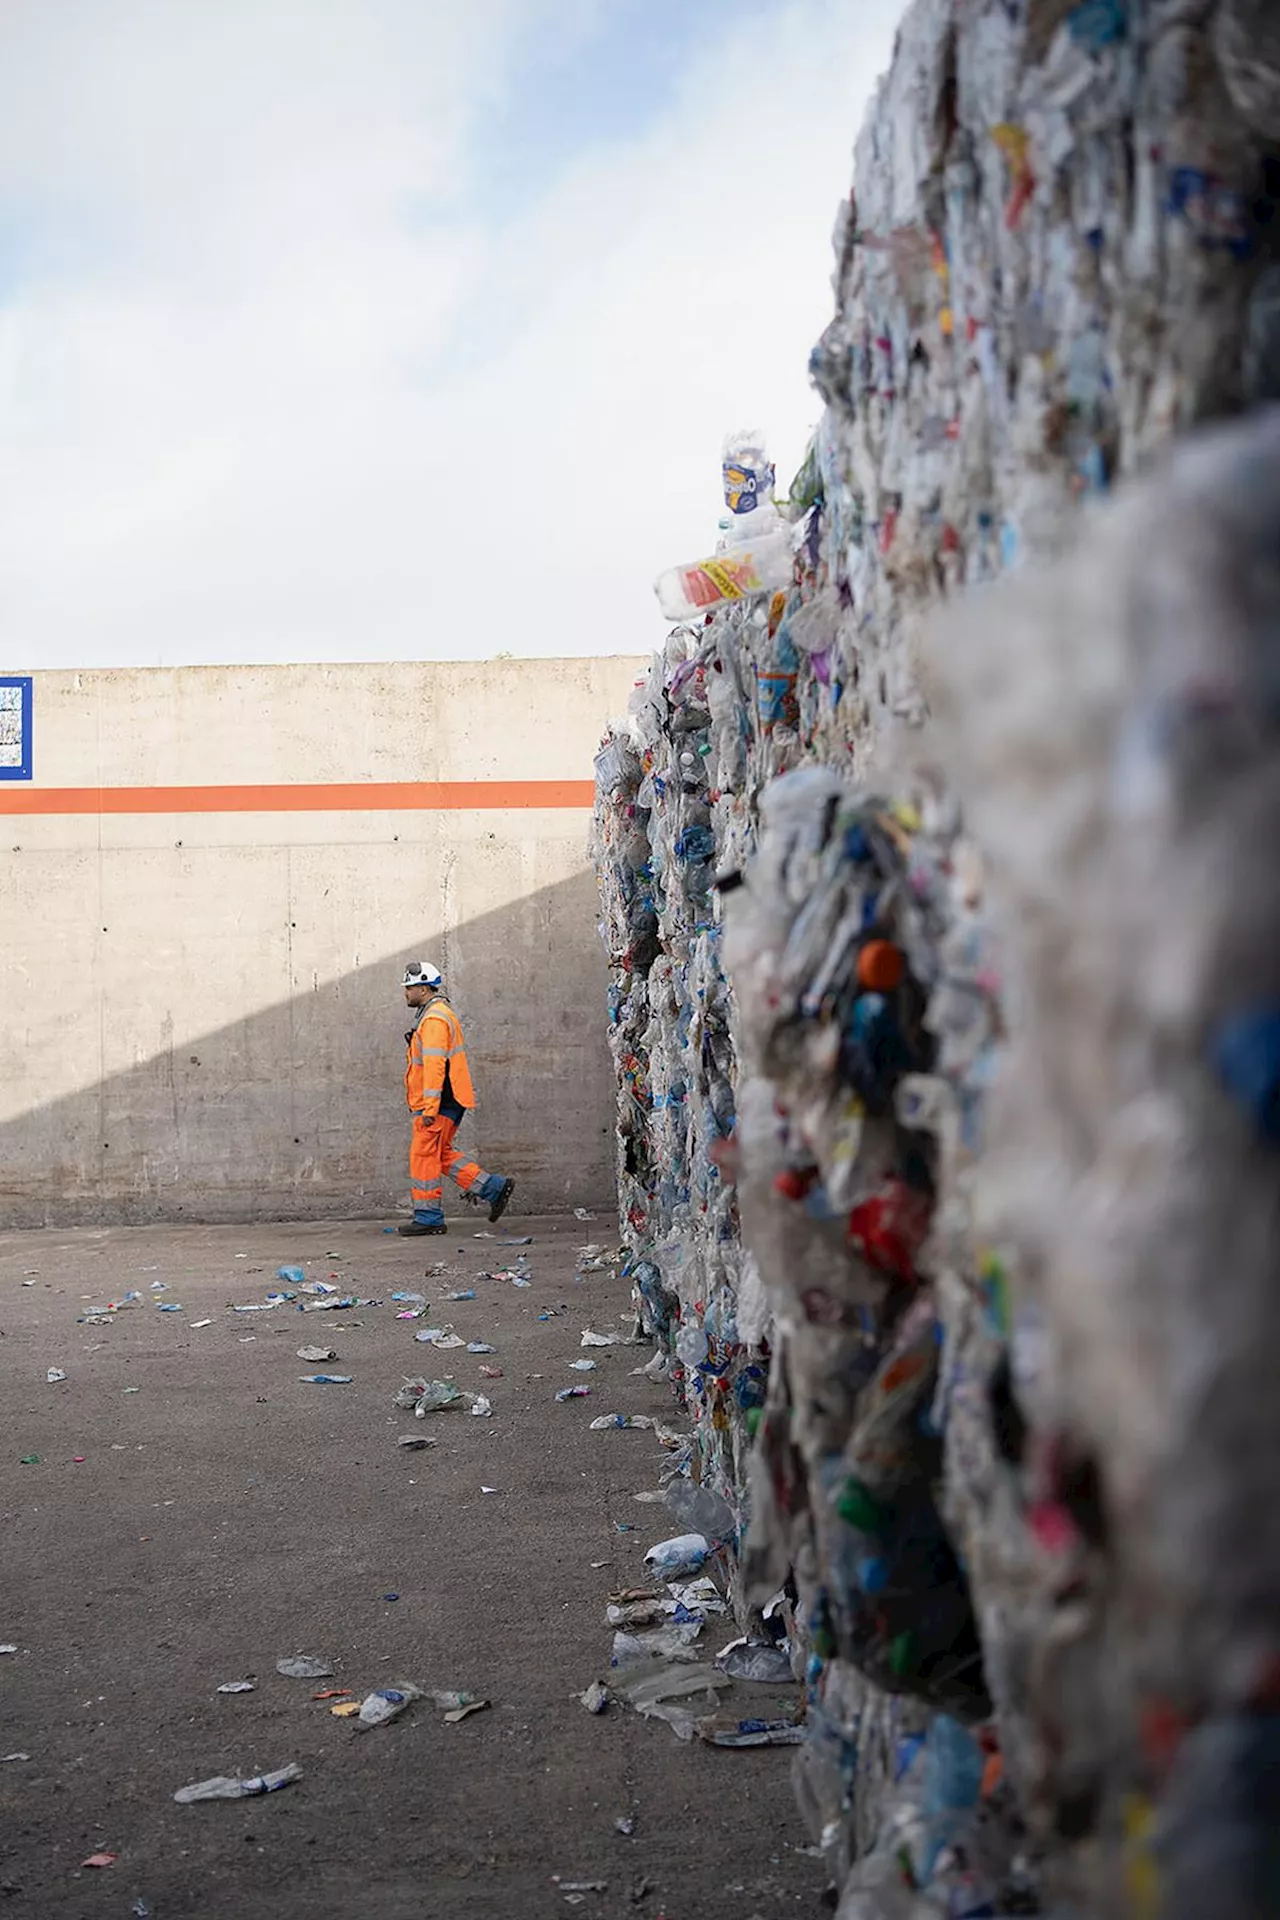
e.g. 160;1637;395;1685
0;0;899;669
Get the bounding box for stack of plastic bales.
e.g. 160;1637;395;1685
595;0;1277;1911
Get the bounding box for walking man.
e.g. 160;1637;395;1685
397;960;515;1236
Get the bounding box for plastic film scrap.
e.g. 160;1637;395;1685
593;3;1278;1913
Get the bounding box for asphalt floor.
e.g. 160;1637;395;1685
0;1211;826;1920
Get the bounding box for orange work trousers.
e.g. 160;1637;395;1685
409;1113;485;1221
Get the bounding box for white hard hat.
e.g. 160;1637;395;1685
402;959;442;989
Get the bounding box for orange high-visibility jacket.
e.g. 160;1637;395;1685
405;996;477;1118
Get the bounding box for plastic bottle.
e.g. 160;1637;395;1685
173;1763;302;1804
654;528;794;622
721;429;780;540
920;1715;984;1879
357;1682;424;1729
644;1533;712;1579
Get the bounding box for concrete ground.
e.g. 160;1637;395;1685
0;1213;826;1920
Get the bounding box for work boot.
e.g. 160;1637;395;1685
397;1218;447;1237
482;1176;515;1224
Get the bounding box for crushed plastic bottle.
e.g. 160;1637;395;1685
643;1534;712;1580
173;1762;302;1804
356;1682;423;1730
394;1377;465;1414
654;528;794;623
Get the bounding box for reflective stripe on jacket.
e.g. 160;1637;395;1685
405;997;476;1115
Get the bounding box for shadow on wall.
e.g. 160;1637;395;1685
0;870;613;1227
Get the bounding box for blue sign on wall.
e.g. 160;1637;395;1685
0;677;33;781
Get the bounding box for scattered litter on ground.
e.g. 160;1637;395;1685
276;1266;305;1285
570;1359;597;1372
614;1814;636;1836
427;1689;485;1714
714;1638;793;1684
81;1292;141;1319
45;1368;65;1384
443;1289;476;1301
589;1415;653;1431
479;1365;503;1378
580;1331;619;1347
331;1701;361;1717
474;1232;533;1244
695;1713;806;1749
580;1680;609;1714
191;1319;212;1329
311;1690;352;1701
467;1341;496;1353
299;1373;352;1385
81;1852;117;1869
0;1645;18;1656
356;1683;423;1729
556;1386;592;1401
173;1763;302;1803
573;1209;596;1222
296;1346;336;1363
276;1655;334;1680
395;1377;465;1414
669;1577;729;1619
382;1592;399;1602
3;1753;30;1762
470;1395;492;1418
444;1699;489;1723
606;1592;673;1629
19;1455;39;1466
396;1435;436;1450
216;1681;256;1694
612;1623;704;1667
611;1660;731;1741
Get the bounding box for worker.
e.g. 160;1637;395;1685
397;960;515;1236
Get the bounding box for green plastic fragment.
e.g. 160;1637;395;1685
836;1477;886;1533
889;1630;915;1677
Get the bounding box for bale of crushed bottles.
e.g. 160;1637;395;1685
594;0;1277;1910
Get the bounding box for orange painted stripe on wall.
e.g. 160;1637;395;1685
0;779;597;816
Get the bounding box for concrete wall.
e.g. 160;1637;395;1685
0;658;642;1225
